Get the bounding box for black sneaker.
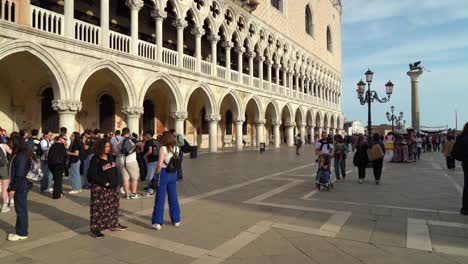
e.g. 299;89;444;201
90;231;104;239
111;224;127;231
83;185;91;190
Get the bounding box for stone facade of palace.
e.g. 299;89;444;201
0;0;343;152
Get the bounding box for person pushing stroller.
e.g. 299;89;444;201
316;154;332;191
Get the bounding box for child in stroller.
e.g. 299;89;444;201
316;154;333;191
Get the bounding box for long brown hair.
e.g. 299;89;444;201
160;131;176;151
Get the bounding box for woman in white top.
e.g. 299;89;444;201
151;131;181;230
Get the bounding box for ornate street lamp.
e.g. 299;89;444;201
386;106;404;133
356;69;394;139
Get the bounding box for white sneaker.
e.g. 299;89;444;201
68;190;82;194
8;199;14;207
119;187;125;195
1;204;10;213
359;179;363;184
152;224;162;230
41;187;53;193
130;193;141;199
7;233;28;241
174;222;181;227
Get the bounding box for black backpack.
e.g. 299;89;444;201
165;147;180;173
36;139;49;157
319;140;330;151
47;144;63;166
120;137;137;156
151;139;160;157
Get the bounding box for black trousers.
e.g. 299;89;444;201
50;163;65;199
462;163;468;212
358;166;366;179
373;158;384;180
446;157;456;169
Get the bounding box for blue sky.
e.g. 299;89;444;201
341;0;468;130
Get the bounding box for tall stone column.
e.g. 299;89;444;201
285;122;295;147
100;0;109;48
274;64;280;86
234;118;245;151
208;35;220;76
309;126;315;143
273;121;281;148
123;106;144;134
247;51;255;86
407;70;423;131
64;0;74;38
192;27;205;71
206;114;221;153
255;120;265;147
235;46;245;83
299;123;306;143
258;56;264;88
170;112;188;136
173;19;188;67
52;100;82;134
151;9;166;62
222;41;233;80
283;68;288;87
126;0;144;56
318;126;323;137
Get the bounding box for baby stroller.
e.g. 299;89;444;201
316;154;334;191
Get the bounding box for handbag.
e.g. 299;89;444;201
149;173;159;190
367;144;384;161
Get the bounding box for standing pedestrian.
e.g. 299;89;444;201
118;128;140;199
7;134;34;241
332;135;347;180
442;135;456;170
353;135;368;184
295;134;303;155
371;133;385;185
88;139;126;238
170;129;185;181
0;142;12;213
415;134;423;160
39;131;53;193
452;123;468;215
151;131;181;230
67;132;84;194
47;135;68;199
143;130;159;196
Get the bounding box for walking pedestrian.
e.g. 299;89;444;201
353;135;368;184
47;135;68;199
315;132;333;156
442;135;456;170
295;134;303;155
452;123;468;215
118;128;140;199
82;129;95;189
88;139;126;238
67;132;84;194
39;131;53;193
371;133;385;185
332;135;347;180
151;131;181;230
415;134;423;160
0;142;12;213
7;134;34;241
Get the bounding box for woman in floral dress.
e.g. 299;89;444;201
88;139;126;238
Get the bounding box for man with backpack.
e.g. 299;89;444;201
118;127;140;199
39;131;54;193
315;132;334;156
170;129;185;181
26;129;41;159
143;130;159;196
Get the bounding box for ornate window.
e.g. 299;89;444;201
327;26;333;52
305;6;314;37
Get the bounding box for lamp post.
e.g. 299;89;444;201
386;106;403;133
356;69;394;139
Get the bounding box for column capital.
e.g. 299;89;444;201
234;46;246;54
265;59;273;66
255;119;266;125
222;41;234;49
284;122;296;128
407;70;423;81
208;34;220;43
299;122;307;128
206;114;221;122
126;0;144;11
257;56;265;62
246;51;256;59
273;63;281;69
191;26;205;37
170;111;188;120
272;121;282;126
233;117;246;123
150;8;167;20
52;100;82;113
172;19;188;29
122;106;144;116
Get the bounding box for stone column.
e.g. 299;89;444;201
192;26;205;71
318;126;323;137
64;0;74;38
122;106;144;134
299;123;306;143
234;118;245;151
126;0;144;56
222;41;233;80
285;122;295;147
282;68;288;87
151;9;166;62
274;64;280;86
407;70;423;131
258;56;264;88
235;46;245;83
295;74;300;91
266;60;272;89
206;114;221;153
255;120;265;147
170;112;188;136
309;126;315;143
52;100;82;134
247;51;255;85
208;35;220;76
100;0;109;48
173;19;188;67
273;121;281;148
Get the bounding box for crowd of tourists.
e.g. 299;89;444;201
0;126;188;241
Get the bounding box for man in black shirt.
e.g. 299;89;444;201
143;130;159;196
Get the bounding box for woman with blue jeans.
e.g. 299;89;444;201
7;134;34;241
67;132;84;194
151;131;181;230
143;130;159;196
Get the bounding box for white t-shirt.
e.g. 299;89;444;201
416;138;423;148
40;139;52;160
315;140;334;155
161;146;179;168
